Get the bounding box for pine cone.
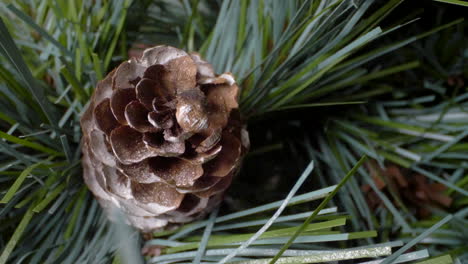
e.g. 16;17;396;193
81;46;249;231
363;161;452;218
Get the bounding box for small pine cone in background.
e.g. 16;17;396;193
363;161;452;218
81;45;249;231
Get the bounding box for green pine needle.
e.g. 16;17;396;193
269;155;368;263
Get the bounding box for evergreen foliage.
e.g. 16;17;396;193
0;0;466;263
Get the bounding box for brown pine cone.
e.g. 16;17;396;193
363;161;452;218
81;46;249;231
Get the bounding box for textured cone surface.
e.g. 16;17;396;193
81;46;249;231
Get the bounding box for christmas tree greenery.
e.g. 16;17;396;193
0;0;466;263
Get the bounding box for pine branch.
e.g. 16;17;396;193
0;0;133;263
0;1;466;263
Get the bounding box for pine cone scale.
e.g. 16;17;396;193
162;56;198;92
204;132;242;177
112;58;145;89
125;100;159;132
195;173;234;198
135;78;167;110
89;130;116;167
94;99;120;135
81;45;248;231
110;88;136;124
110;126;153;164
131;182;184;206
